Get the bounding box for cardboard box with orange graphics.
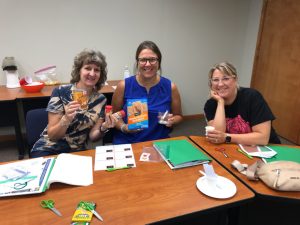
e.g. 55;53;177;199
127;98;148;130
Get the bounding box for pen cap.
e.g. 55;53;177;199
105;105;113;114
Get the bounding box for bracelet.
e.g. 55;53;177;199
120;124;127;133
60;115;71;127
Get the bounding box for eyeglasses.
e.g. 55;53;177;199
137;58;158;65
211;76;235;85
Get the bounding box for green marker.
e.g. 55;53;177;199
106;166;131;172
237;148;253;159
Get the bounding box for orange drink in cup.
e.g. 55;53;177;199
72;89;88;111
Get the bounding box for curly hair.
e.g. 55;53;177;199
70;49;107;91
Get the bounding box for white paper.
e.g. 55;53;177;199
203;163;218;178
239;144;277;158
48;153;93;186
0;157;54;197
0;154;93;197
94;144;136;171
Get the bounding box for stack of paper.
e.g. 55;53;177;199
153;139;211;170
239;144;277;158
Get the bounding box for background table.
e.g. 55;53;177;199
0;80;120;159
189;136;300;201
0;136;254;225
189;136;300;225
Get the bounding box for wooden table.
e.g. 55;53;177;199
0;80;120;159
15;80;120;99
0;137;254;225
189;136;300;201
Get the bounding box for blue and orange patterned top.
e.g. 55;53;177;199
30;84;106;157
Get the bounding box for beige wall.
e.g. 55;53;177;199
0;0;263;115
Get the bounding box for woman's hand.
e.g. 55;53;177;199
64;101;81;122
120;123;143;134
101;114;117;131
165;113;175;127
206;129;226;144
210;90;224;103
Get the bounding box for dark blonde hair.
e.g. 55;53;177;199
208;62;237;87
70;49;107;90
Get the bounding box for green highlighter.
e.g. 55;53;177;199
106;166;131;172
237;148;253;159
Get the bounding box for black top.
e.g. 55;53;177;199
204;87;281;144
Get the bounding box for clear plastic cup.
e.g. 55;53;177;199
158;111;169;125
205;126;215;135
72;89;88;111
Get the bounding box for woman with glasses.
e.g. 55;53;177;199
204;62;280;145
111;40;183;144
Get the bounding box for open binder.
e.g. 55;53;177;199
153;139;211;169
0;153;93;197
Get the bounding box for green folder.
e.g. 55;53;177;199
264;146;300;163
153;139;211;169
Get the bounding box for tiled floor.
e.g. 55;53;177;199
0;118;296;162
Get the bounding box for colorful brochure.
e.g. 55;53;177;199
127;98;148;130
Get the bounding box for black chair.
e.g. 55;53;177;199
25;108;48;154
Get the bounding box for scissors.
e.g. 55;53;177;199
215;147;229;158
79;201;103;221
40;200;62;217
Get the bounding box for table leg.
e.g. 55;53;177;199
16;100;26;159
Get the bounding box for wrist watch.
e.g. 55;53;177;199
225;133;231;143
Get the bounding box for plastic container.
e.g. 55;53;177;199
34;65;59;85
123;66;130;79
113;110;125;120
105;105;113;114
21;82;45;93
105;105;125;120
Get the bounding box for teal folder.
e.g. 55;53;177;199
265;146;300;163
153;139;211;169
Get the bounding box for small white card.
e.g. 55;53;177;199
140;152;151;161
203;163;218;178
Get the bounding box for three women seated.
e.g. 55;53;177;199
30;42;280;158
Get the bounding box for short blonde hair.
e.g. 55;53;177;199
208;62;238;87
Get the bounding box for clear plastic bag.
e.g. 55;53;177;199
139;146;164;162
34;65;59;85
